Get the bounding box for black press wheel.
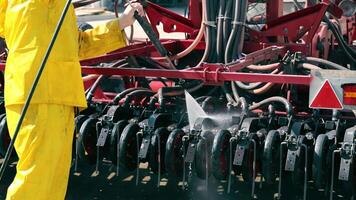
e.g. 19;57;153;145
241;133;260;183
312;133;330;189
195;130;214;180
73;115;89;158
118;123;141;172
165;129;186;179
212;129;232;180
262;129;282;185
109;120;128;164
149;127;170;174
77;117;98;164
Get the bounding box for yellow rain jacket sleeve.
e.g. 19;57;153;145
0;0;6;38
3;0;127;108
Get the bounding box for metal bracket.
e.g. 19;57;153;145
338;142;353;181
96;127;109;147
285;149;300;171
233;145;245;166
138;136;151;159
185;143;196;163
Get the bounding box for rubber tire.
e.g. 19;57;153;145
165;129;186;178
149;127;170;174
73;115;89;158
312;134;329;189
195;130;214;180
77;117;98;164
109;120;128;164
241;133;259;183
262;129;281;185
118;123;141;172
211;129;232;180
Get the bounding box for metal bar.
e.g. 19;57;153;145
80;40;177;66
301;144;308;200
330;149;340;200
251;139;257;198
278;142;287;199
80;67;312;85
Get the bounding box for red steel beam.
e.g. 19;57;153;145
80;67;312;86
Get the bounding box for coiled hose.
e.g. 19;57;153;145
249;96;293;117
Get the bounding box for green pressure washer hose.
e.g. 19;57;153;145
0;0;73;181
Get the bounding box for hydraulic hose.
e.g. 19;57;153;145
112;87;152;104
85;60;129;101
246;63;280;71
223;0;233;50
199;0;211;63
123;90;155;107
0;0;73;181
305;57;350;70
239;97;248;114
249;96;293;117
299;63;321;70
224;0;239;63
234;68;279;91
206;0;217;63
217;0;226;63
157;86;184;107
232;0;248;61
249;71;284;94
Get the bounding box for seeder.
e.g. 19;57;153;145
0;0;356;199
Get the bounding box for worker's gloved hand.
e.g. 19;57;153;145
119;1;145;30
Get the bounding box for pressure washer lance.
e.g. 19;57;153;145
0;0;73;181
127;0;176;69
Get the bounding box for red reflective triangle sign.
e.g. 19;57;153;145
310;80;343;109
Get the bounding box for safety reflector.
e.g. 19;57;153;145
310;80;343;109
343;84;356;105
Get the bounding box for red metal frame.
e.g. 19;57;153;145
0;1;354;102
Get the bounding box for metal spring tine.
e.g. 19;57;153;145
182;136;188;190
204;136;208;191
227;137;236;194
251;139;257;198
278;142;287;199
95;122;100;174
75;136;79;173
116;129;120;176
157;133;161;189
301;144;308;200
330;149;340;200
135;132;141;186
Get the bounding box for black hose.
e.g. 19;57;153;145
85;60;128;101
158;86;184;107
248;96;293;117
0;0;73;181
112;87;151;104
235;81;264;90
223;0;233;51
207;0;217;63
224;0;238;63
305;57;349;70
123;90;155;107
216;0;226;63
200;0;212;63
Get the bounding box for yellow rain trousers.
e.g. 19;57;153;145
0;0;127;199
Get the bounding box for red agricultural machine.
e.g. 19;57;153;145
0;0;356;199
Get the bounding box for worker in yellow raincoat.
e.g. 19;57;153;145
0;0;144;199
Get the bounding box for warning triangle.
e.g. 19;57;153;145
310;80;343;109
